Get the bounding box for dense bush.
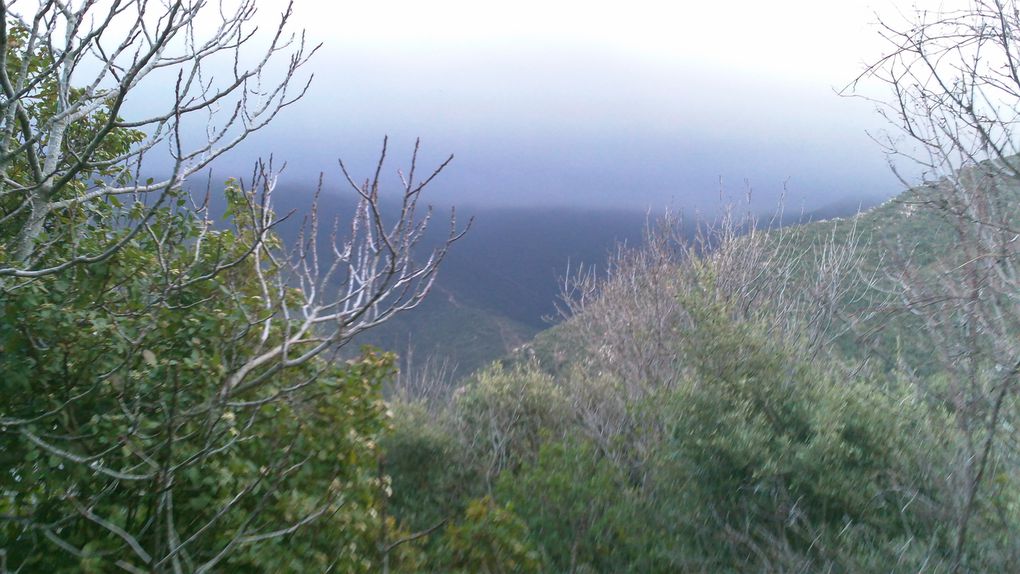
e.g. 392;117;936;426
496;437;635;572
382;401;479;533
0;188;399;572
451;361;573;486
642;295;950;571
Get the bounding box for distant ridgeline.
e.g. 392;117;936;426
376;158;1020;573
349;196;886;383
353;206;653;381
194;178;888;384
522;159;1020;382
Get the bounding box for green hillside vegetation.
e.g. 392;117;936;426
343;206;653;383
357;287;538;384
774;160;1020;374
378;176;1020;571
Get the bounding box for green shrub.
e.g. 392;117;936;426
452;361;572;483
430;496;544;573
496;436;636;572
382;401;480;532
642;296;949;571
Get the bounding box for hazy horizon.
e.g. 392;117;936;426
130;0;911;214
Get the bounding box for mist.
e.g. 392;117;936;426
136;0;906;215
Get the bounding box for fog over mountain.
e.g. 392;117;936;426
131;0;904;214
117;0;912;377
229;46;897;211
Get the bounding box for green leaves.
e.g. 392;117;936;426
432;497;544;574
0;177;396;571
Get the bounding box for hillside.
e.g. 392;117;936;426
519;162;1019;381
378;163;1020;572
512;193;901;375
357;196;894;381
349;206;653;379
252;178;895;382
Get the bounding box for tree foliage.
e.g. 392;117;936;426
0;3;463;571
0;181;399;572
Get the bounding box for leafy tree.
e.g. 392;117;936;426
451;361;571;488
0;3;463;571
1;184;394;572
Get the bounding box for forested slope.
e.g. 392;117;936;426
378;171;1020;571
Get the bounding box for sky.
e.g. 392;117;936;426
172;0;915;212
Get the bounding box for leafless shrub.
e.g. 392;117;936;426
553;202;868;476
0;0;314;280
221;138;468;398
388;345;459;407
851;1;1020;568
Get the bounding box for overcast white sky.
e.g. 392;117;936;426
202;0;919;211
